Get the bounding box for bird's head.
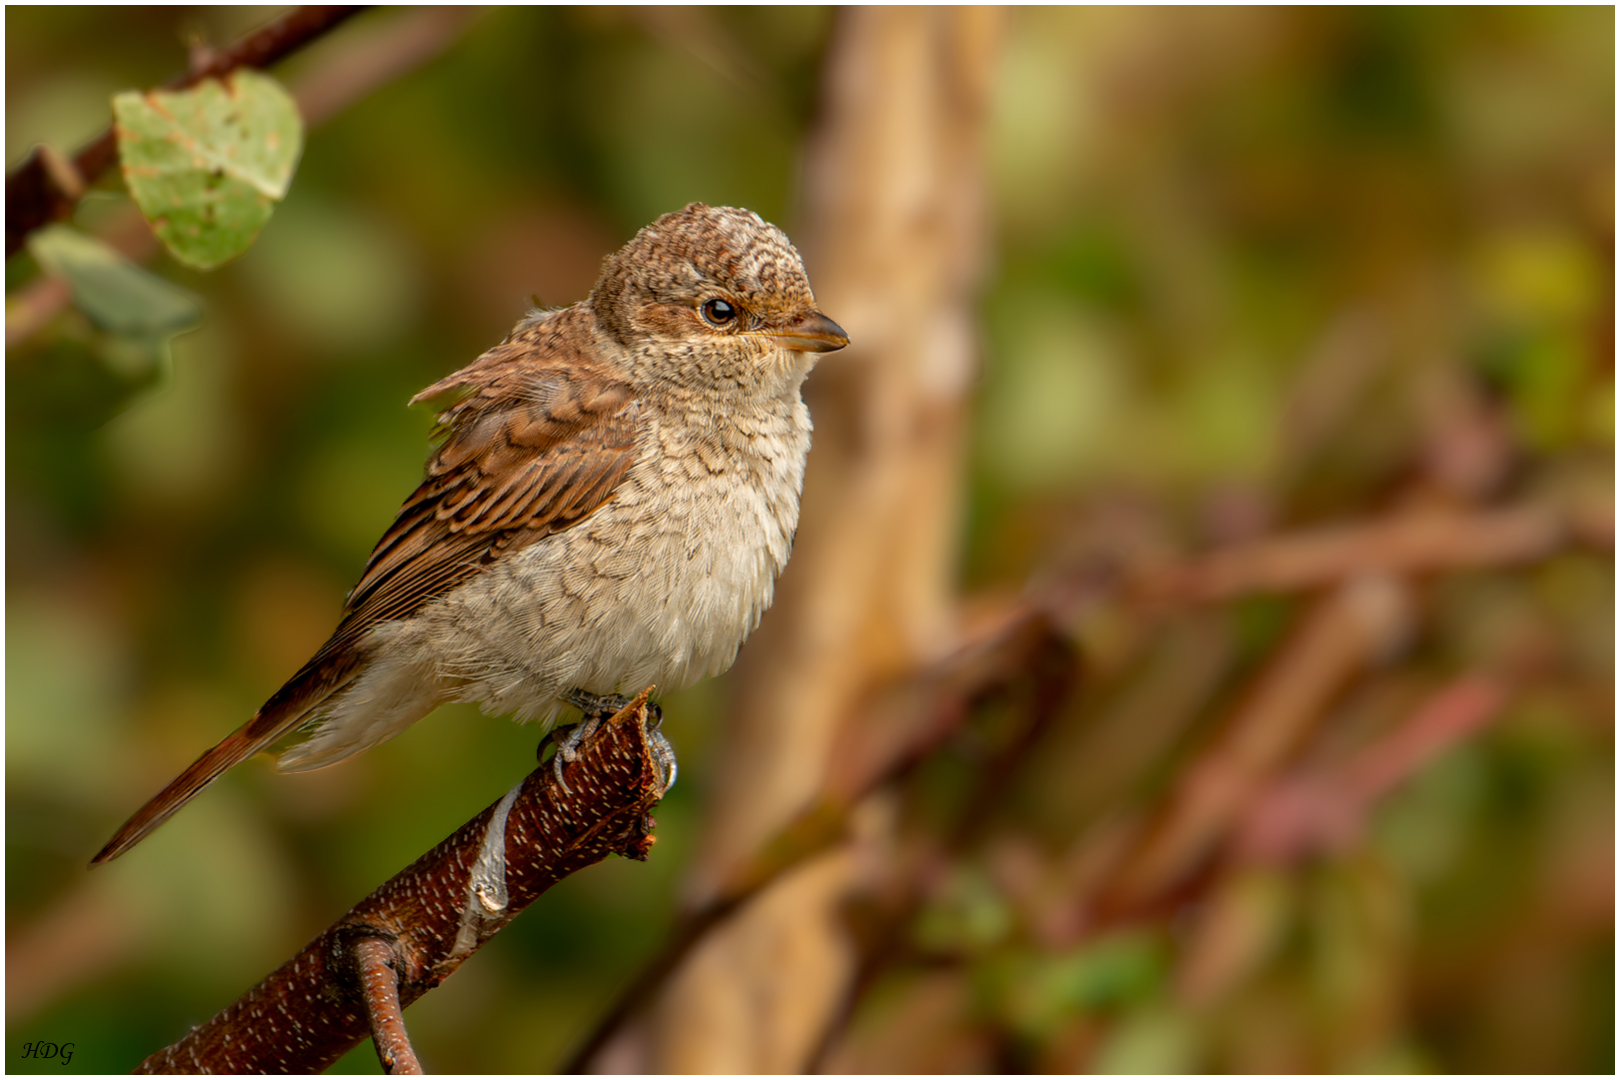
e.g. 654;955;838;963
590;203;848;397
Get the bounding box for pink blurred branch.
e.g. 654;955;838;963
1236;674;1507;863
1137;497;1609;606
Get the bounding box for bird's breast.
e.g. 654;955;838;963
401;397;811;713
622;401;810;684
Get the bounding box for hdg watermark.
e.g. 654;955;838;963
18;1041;75;1067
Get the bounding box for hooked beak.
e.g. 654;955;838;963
765;310;850;353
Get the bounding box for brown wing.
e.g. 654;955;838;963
313;361;640;662
92;320;641;866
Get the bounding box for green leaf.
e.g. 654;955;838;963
28;224;202;336
26;224;202;403
112;69;303;270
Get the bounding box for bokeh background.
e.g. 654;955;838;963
7;6;1612;1073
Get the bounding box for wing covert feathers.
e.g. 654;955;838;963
332;322;640;660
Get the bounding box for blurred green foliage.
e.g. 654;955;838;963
6;5;1612;1074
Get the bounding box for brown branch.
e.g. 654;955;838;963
135;693;672;1075
7;5;367;258
802;612;1081;1072
808;596;1517;1065
290;5;477;129
1233;673;1507;863
3;275;73;348
1091;575;1415;919
1134;499;1593;606
354;937;423;1075
1166;671;1508;1010
560;609;1078;1073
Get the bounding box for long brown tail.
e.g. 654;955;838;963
90;654;359;865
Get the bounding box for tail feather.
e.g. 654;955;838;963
91;655;359;866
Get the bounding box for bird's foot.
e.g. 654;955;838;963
566;689;635;720
552;712;600;794
648;725;677;795
553;690;674;794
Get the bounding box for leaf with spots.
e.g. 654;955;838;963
112;69;303;270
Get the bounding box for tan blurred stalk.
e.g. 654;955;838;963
587;7;1004;1072
1095;574;1415;916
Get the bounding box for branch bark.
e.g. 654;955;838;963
134;693;672;1075
6;5;366;258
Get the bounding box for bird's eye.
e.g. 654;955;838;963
700;298;738;326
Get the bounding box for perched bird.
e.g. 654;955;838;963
93;204;847;865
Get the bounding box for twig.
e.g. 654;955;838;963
3;275;74;348
1136;501;1582;606
291;6;477;128
354;937;423;1075
135;693;672;1074
7;6;367;258
1171;672;1507;1008
1091;575;1415;920
803;609;1081;1072
1234;673;1506;862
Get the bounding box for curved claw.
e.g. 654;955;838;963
551;714;602;795
648;728;677;795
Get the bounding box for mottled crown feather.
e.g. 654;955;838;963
590;203;816;344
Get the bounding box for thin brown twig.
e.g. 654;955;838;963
1091;575;1414;919
134;692;670;1074
3;276;73;348
804;611;1081;1072
810;576;1524;1064
292;5;478;128
1171;671;1508;1008
1134;499;1593;606
1234;673;1507;863
7;6;368;258
354;936;424;1075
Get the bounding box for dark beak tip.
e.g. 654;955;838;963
773;310;849;353
820;315;851;351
